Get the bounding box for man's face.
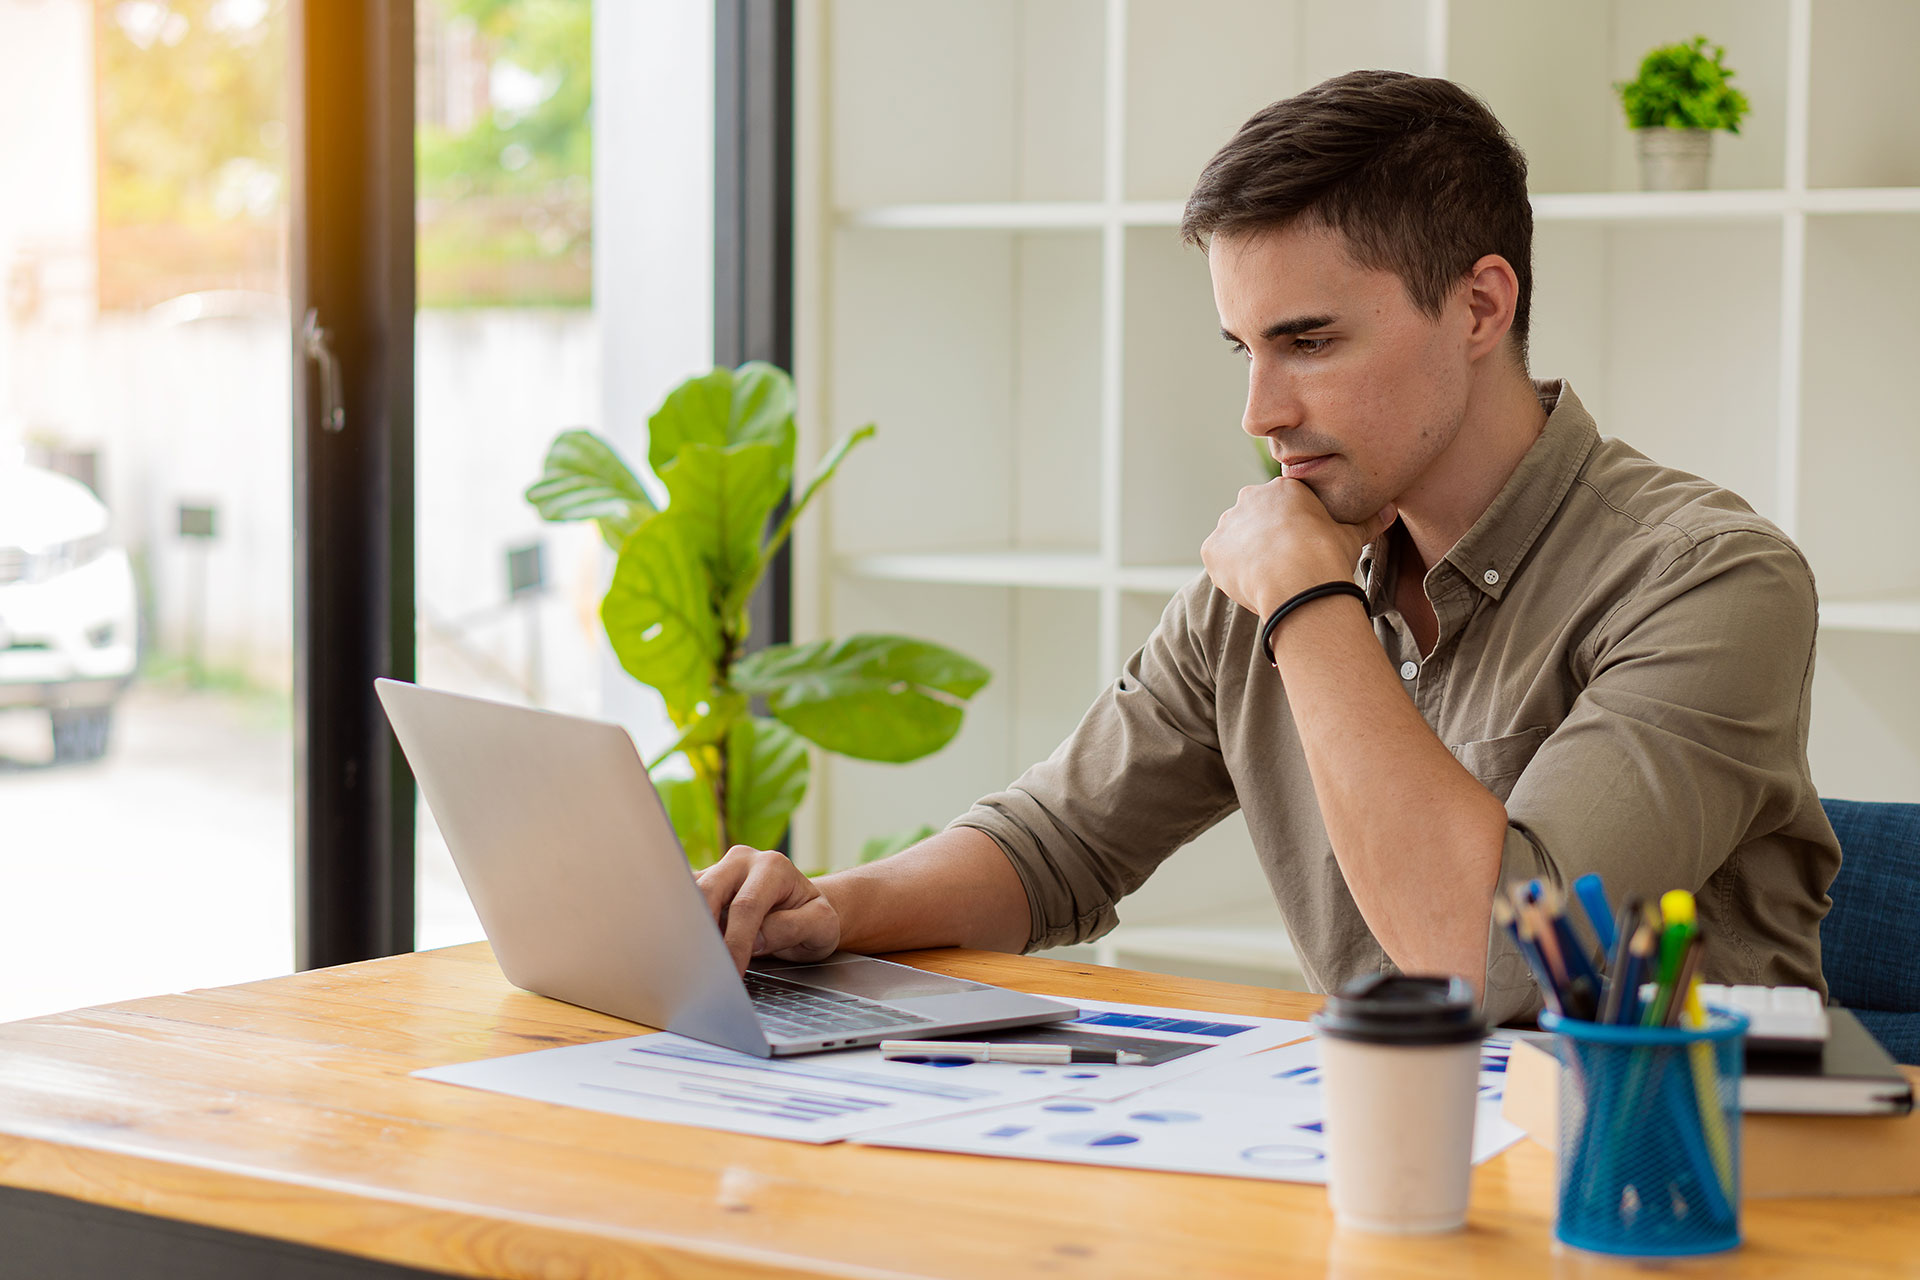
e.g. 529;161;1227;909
1209;222;1473;524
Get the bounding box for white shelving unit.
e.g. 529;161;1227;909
791;0;1920;986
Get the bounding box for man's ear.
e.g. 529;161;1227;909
1462;253;1520;365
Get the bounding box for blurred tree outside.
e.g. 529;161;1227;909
92;0;591;312
416;0;592;307
94;0;288;310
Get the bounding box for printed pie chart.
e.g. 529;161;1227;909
1049;1130;1142;1148
1128;1110;1202;1123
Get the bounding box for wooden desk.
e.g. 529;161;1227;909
1;944;1916;1279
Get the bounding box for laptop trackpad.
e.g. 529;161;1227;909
755;955;990;1001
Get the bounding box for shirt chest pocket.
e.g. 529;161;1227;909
1450;727;1551;802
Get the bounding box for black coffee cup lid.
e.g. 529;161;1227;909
1311;974;1485;1046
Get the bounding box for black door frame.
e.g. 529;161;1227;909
291;0;417;970
715;0;796;656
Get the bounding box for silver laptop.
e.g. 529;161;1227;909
375;679;1076;1057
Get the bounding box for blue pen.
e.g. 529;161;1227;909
1542;883;1603;994
1493;895;1566;1016
1616;921;1657;1025
1572;873;1618;954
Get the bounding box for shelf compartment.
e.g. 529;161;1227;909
828;0;1105;207
825;228;1102;557
1809;632;1920;801
1450;0;1788;196
1123;0;1429;202
1808;0;1920;191
1798;215;1920;602
817;579;1102;872
1118;226;1261;567
1530;220;1784;524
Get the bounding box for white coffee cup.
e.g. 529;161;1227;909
1311;974;1485;1234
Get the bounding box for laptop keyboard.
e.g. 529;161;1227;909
743;970;934;1041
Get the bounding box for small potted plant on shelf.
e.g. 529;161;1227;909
1614;35;1751;191
525;362;989;870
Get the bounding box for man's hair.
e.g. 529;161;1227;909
1181;70;1534;364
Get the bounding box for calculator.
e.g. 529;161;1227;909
1640;983;1830;1054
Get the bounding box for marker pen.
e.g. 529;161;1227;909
878;1040;1146;1065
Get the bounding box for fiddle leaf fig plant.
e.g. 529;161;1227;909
527;362;989;869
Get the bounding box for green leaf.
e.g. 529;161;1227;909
643;691;748;771
601;512;721;716
654;774;721;870
646;362;797;479
724;717;811;852
524;429;656;550
659;440;790;605
730;634;992;763
768;423;873;553
1614;34;1748;133
860;824;936;864
728;423;876;621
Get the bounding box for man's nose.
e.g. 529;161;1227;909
1242;360;1302;439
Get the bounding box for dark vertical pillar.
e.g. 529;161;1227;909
714;0;796;653
290;0;417;969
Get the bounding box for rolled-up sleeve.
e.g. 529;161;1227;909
951;576;1242;952
1479;528;1830;1024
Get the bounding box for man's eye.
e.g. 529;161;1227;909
1228;341;1251;360
1293;337;1331;355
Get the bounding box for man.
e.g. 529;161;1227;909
697;70;1839;1023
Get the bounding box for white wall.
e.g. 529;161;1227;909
590;0;716;755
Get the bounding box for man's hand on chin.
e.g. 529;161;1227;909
1200;477;1397;619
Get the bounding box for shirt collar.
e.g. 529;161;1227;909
1359;380;1599;606
1444;379;1599;601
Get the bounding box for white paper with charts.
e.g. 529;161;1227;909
829;994;1314;1101
411;996;1312;1143
855;1030;1528;1182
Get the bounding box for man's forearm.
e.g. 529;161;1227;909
1271;599;1509;992
818;827;1034;956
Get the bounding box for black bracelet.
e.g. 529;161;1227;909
1259;581;1370;667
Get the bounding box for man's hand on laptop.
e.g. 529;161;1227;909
696;845;842;975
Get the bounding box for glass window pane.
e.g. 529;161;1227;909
0;0;293;1021
413;0;621;949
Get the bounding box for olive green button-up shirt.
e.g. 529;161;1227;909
953;381;1839;1023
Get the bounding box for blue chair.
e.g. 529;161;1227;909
1819;798;1920;1065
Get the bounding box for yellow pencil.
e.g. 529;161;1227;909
1662;891;1733;1197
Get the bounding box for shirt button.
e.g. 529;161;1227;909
1483;568;1501;585
1399;661;1418;681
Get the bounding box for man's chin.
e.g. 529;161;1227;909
1314;489;1372;526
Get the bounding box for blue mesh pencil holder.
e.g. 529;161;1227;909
1539;1009;1747;1257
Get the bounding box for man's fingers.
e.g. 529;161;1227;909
695;846;756;929
1342;502;1398;548
755;897;840;963
718;848;809;975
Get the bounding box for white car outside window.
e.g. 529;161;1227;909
0;463;140;761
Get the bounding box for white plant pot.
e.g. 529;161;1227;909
1636;127;1714;191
